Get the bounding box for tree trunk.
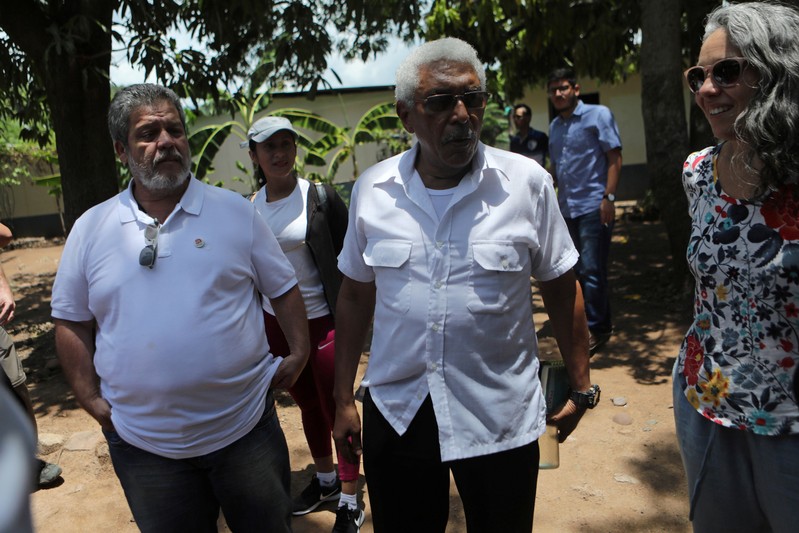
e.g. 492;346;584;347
638;0;691;285
4;1;120;233
685;0;719;152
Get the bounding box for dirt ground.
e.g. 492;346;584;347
6;216;694;533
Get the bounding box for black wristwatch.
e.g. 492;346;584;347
569;384;601;409
602;193;616;202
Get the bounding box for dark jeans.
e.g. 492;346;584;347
104;391;291;533
673;376;799;532
363;390;539;533
565;210;613;335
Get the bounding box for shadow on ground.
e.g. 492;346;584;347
534;218;693;532
536;218;692;386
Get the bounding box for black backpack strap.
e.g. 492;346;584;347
315;182;328;213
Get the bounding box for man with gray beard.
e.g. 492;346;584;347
333;38;597;532
51;84;309;533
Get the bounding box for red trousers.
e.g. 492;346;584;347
264;312;360;481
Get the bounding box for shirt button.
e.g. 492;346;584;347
436;241;444;249
431;323;440;332
501;257;509;269
434;281;442;289
429;362;437;371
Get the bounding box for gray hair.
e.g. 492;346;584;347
395;37;486;107
108;84;188;147
704;2;799;190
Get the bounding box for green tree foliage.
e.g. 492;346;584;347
189;100;330;192
0;120;63;231
187;57;279;191
425;0;640;100
274;102;408;183
480;100;511;149
0;0;422;230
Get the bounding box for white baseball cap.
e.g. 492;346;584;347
240;116;298;148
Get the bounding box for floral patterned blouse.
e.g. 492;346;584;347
677;144;799;436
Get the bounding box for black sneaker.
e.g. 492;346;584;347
332;506;365;533
37;459;62;488
292;475;341;516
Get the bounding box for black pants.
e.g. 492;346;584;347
363;390;539;533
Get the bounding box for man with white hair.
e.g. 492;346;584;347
51;83;309;533
333;38;598;532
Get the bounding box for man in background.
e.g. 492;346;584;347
548;67;622;355
510;103;549;168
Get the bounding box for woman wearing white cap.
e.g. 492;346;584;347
244;116;364;532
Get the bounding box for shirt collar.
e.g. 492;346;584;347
554;100;586;124
370;143;419;187
377;142;490;187
572;99;587;116
117;174;202;224
370;143;510;219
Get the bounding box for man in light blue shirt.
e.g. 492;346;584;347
548;67;623;355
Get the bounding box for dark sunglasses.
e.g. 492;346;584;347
684;57;749;94
417;91;490;113
139;222;160;269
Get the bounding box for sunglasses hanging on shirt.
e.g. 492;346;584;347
139;221;160;269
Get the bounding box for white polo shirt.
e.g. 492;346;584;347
51;177;297;459
338;143;578;461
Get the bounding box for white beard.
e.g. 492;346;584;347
129;150;191;193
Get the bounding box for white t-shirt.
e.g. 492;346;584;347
51;177;297;459
338;143;578;461
252;179;329;318
426;184;454;221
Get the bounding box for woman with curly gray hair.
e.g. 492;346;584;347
675;2;799;532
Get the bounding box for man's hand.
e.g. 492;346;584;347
600;198;616;226
547;399;586;443
269;284;310;389
601;148;622;226
332;277;375;464
85;395;114;431
271;353;306;390
0;267;16;325
333;400;363;464
539;272;592;442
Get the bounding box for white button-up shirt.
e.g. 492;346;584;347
338;143;578;461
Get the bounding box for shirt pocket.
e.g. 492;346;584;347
467;241;530;314
363;239;413;314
